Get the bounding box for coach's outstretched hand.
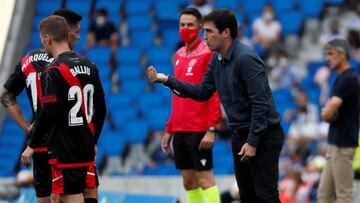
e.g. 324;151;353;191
147;66;168;83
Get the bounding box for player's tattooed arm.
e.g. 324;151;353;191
0;88;17;108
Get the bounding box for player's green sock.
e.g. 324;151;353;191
204;185;220;203
186;187;204;203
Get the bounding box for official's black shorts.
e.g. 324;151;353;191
33;152;52;197
173;132;213;171
51;164;98;195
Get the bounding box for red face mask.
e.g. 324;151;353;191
179;27;199;43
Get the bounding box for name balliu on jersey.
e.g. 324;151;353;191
29;51;106;167
3;49;53;150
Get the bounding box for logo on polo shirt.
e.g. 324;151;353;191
185;59;197;76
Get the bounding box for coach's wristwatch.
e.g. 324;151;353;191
207;126;216;133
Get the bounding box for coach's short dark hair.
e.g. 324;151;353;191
180;7;202;22
40;15;69;42
53;9;82;26
203;9;238;39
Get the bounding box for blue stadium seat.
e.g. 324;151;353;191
153;82;172;101
212;138;231;154
96;63;112;81
298;0;324;18
80;17;90;32
154;0;179;15
73;32;87;53
118;64;143;80
144;105;170;130
101;120;111;133
154;0;180;31
121;79;147;97
101;79;112;94
95;0;123;14
247;12;263;26
86;46;112;64
30;31;42;48
307;61;327;77
116;47;142;65
325;0;344;5
244;26;253;38
279;11;304;36
234;11;245;25
276;102;297;119
36;0;63;16
108;15;121;27
0;134;26;148
243;0;266;14
153;64;173;75
124;120;150;144
146;46;172;65
0;145;22;176
129;30;155;50
66;0;92;16
127;15;152;32
99;131;126;155
162;29;180;48
272;88;294;104
111;107;138;130
32;15;45;31
1;121;26;136
138;93;164;113
107;93;133;108
214;0;240;10
272;0;296;14
213;150;233;174
154;163;178;175
125;0;152;15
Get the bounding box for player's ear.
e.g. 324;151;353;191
45;34;51;45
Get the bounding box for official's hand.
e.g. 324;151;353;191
161;133;172;154
21;146;34;167
147;66;168;83
199;131;215;150
238;143;256;162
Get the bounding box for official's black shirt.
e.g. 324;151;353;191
328;69;360;147
164;40;281;147
30;51;106;167
3;48;53;149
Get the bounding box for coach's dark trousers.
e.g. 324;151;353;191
231;123;284;203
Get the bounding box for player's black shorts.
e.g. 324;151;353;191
33;152;52;197
51;164;99;195
173;132;213;171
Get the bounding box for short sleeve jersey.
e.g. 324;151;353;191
4;49;53;117
3;49;53;149
328;69;360;147
42;51;105;165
